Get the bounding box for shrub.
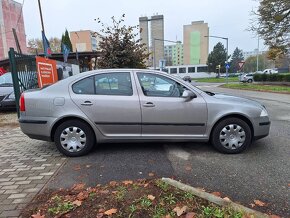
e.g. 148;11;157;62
253;73;290;82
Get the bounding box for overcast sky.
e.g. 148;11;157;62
18;0;266;54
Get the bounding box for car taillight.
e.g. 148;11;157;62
19;93;25;112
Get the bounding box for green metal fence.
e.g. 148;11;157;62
8;48;38;117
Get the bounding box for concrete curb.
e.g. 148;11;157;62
162;178;269;218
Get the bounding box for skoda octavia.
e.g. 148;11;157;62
19;69;270;156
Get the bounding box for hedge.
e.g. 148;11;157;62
253;73;290;82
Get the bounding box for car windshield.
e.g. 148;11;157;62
0;72;13;86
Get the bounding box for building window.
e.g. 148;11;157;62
170;68;177;74
188;67;195;73
179;68;186;73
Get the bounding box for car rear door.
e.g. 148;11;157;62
70;71;141;137
134;71;207;138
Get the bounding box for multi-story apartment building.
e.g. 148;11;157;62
0;0;27;60
183;21;209;65
70;30;102;52
164;42;183;66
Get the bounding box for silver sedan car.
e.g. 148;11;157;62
19;69;270;156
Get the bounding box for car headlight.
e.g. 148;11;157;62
260;107;268;117
7;92;15;99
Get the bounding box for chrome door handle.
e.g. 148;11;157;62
81;101;93;106
143;102;155;107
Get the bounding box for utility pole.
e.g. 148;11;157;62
38;0;45;33
256;37;259;72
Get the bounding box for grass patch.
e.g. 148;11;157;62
221;83;290;93
22;179;248;218
194;77;239;83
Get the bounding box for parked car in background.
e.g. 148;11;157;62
239;73;254;83
19;69;270;157
0;72;15;110
262;69;278;74
182;76;192;83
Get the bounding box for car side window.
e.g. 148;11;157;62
95;72;133;96
137;73;185;97
72;76;95;94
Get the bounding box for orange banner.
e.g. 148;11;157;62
36;56;58;88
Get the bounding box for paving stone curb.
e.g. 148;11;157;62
162;178;269;218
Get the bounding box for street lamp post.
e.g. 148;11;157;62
153;38;180;70
205;35;229;83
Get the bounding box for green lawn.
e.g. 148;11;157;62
221;83;290;93
194;77;239;83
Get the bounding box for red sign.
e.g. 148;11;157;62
36;57;58;88
238;61;245;70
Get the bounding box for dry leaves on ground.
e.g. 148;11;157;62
31;212;45;218
72;183;85;191
173;206;188;216
122;180;133;185
147;195;155;200
254;199;266;207
211;192;221;197
104;208;118;216
148;172;155;177
72;200;82;207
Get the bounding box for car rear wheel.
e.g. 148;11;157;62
211;118;251;154
248;79;253;83
54;120;95;157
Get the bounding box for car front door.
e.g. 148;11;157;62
135;72;207;138
70;71;141;137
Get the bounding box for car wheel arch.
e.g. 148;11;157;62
209;114;254;141
50;116;96;142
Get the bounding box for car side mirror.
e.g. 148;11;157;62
182;90;197;101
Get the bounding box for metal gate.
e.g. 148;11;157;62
8;48;38;117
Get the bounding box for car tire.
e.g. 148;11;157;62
211;118;251;154
248;79;253;83
54;120;95;157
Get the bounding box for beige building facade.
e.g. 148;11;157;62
183;21;209;65
70;30;102;52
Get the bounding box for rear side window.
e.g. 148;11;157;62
95;72;133;96
72;76;95;94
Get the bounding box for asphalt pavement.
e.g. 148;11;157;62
45;84;290;217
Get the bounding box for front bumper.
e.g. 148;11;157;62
0;98;16;109
252;116;271;140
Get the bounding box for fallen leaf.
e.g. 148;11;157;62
249;203;255;208
72;183;85;191
147;195;155;200
111;191;118;194
223;197;231;202
144;183;149;188
211;192;221;197
122;180;133;185
76;191;89;201
254;199;266;207
185;212;196;218
96;213;104;218
269;215;281;218
73;165;81;171
173;206;188;216
98;209;105;213
148;172;155;177
72;200;82;206
31;212;45;218
104;208;118;215
109;181;117;186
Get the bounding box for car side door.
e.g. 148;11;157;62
134;71;207;138
70;71;141;137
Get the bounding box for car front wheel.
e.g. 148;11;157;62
211;118;251;154
54;120;95;157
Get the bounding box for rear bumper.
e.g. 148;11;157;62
19;116;56;142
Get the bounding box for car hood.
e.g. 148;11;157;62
212;93;263;109
0;86;13;95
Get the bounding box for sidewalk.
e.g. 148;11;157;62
0;127;66;217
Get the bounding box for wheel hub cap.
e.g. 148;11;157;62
60;127;86;153
219;124;246;150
